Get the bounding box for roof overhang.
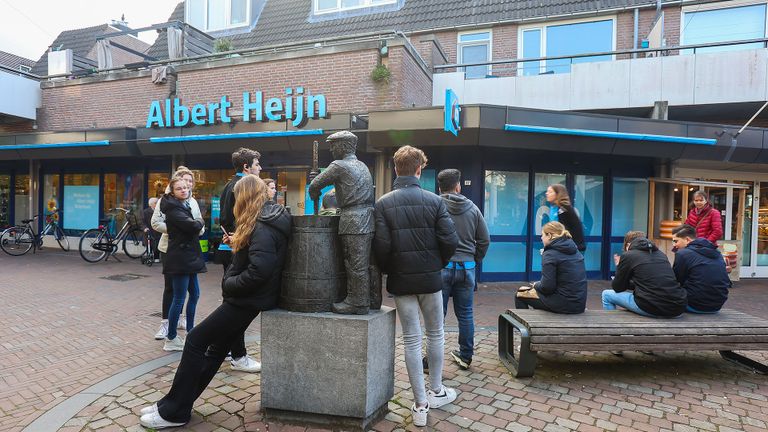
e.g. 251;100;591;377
0;128;136;161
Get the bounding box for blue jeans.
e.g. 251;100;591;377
441;267;475;360
601;290;655;317
167;274;200;340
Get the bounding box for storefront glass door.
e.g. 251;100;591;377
574;175;604;274
482;170;529;279
14;175;30;226
755;182;768;276
530;173;566;275
0;175;10;228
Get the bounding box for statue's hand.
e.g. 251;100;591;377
309;189;320;202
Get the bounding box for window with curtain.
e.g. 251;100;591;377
458;31;492;79
186;0;249;31
681;3;767;54
314;0;396;14
520;19;614;75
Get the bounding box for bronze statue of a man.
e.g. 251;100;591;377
309;131;378;315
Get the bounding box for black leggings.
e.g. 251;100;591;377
160;253;173;319
157;302;259;423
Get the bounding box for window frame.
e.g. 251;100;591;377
457;29;493;79
313;0;397;15
680;0;768;47
517;15;617;76
18;65;31;73
185;0;252;32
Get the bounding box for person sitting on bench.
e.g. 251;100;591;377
515;222;587;314
671;224;731;314
603;231;686;318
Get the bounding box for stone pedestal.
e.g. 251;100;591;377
261;306;396;431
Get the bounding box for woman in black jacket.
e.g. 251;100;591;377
515;222;587;314
545;184;586;252
161;176;206;352
140;175;291;430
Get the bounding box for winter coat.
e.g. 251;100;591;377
374;176;458;296
160;195;206;275
684;204;723;247
222;202;291;312
557;204;586;252
612;237;687;317
151;195;204;253
532;236;588;314
673;238;731;312
440;192;490;263
219;174;243;235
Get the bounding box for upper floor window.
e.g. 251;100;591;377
19;65;32;73
314;0;396;15
458;30;492;79
519;18;615;76
187;0;250;32
681;1;767;54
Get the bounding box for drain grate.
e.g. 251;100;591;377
101;273;150;282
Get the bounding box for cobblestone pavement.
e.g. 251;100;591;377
2;251;767;432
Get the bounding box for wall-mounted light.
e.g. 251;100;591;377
379;40;388;57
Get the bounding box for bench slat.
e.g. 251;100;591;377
532;327;768;335
532;335;768;344
531;343;768;351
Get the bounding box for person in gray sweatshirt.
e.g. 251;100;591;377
436;168;490;370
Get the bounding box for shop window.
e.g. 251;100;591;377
682;3;767;54
519;18;614;75
43;174;60;223
14;175;30;226
611;177;648;236
757;182;768;267
186;0;250;31
483;242;526;273
278;171;308;215
484;170;529;236
104;173;144;234
192;169;231;236
419;169;437;194
574;175;603;237
63;174;100;232
0;175;10;227
458;30;492;79
532;173;566;236
314;0;396;15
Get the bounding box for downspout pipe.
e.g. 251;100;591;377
633;8;639;59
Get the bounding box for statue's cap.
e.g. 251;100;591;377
326;130;357;142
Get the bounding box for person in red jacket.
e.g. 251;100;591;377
684;191;723;247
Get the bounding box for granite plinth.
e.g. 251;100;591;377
261;306;396;430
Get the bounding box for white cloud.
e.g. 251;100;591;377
0;0;182;60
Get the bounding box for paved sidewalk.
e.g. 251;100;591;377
2;251;767;432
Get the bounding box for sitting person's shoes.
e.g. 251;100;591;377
411;403;429;427
230;355;261;373
422;356;429;374
610;350;624;357
450;350;471;370
139;411;185;429
139;403;158;415
427;385;458;409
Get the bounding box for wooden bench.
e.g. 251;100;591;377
498;309;768;377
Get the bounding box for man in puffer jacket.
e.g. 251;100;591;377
672;224;730;313
603;231;687;318
373;145;459;427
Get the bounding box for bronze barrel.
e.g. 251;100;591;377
280;215;346;312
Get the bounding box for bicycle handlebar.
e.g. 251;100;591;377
109;207;131;213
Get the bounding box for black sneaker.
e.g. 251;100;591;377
450;350;471;370
422;356;429;374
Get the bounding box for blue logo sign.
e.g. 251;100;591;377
444;88;461;136
146;87;328;129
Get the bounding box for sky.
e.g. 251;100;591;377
0;0;182;61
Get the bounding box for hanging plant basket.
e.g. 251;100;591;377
371;64;391;84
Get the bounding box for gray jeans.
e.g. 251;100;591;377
394;291;445;405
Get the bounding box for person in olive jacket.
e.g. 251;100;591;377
373;145;459;428
140;175;291;430
160;176;207;352
515;222;587;314
603;231;687;318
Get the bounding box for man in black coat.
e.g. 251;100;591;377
216;147;262;373
672;224;730;313
373;145;459;427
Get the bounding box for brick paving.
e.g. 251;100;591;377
2;250;767;432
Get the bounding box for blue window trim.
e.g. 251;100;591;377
504;124;717;145
0;140;110;150
150;129;324;143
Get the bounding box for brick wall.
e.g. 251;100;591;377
491;24;517;77
0;119;35;134
38;44;433;131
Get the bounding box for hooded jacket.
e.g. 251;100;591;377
222;202;291;312
684;204;723;247
612;237;687;317
160;195;206;275
533;236;587;314
440;193;490;263
673;238;730;312
374;176;458;295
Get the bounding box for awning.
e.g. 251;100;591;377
503;124;717;146
0;128;136;160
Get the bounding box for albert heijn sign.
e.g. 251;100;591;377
145;86;328;129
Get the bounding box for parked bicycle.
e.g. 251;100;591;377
78;207;145;263
0;209;69;256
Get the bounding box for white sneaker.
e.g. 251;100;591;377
139;411;185;429
230;355;261;373
154;320;168;340
427;386;457;409
411;403;429;427
140;403;158;415
177;316;186;330
163;336;184;351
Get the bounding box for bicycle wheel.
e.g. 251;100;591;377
79;229;108;262
122;230;145;259
0;228;34;256
54;225;70;251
